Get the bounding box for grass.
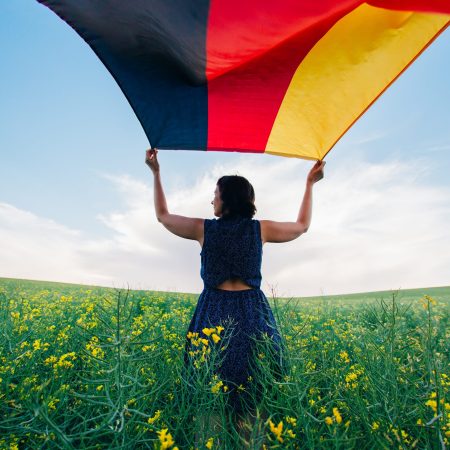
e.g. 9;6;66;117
0;277;449;449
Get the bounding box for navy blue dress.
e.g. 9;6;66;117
183;215;285;415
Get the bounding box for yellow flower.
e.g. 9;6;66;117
211;333;221;344
86;338;105;359
211;380;224;394
425;399;438;413
142;345;156;352
332;407;342;424
205;437;213;449
216;326;224;335
148;410;161;424
286;416;297;427
268;420;283;443
44;356;58;365
371;421;380;431
202;328;215;337
157;428;175;449
55;352;76;369
420;295;437;309
33;339;50;351
187;331;199;340
325;417;333;425
47;398;60;410
345;372;358;382
424;295;437;306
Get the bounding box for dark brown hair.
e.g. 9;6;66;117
216;175;256;219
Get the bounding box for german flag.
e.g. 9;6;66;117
38;0;449;160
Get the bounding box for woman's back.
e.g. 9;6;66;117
201;216;262;290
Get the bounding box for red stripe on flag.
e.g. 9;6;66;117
368;0;450;14
205;0;360;151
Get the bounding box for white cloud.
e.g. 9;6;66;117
1;156;449;296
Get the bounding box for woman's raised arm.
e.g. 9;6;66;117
146;149;204;245
260;160;325;244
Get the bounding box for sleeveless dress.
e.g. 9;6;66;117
183;215;286;415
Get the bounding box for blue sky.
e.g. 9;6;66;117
1;2;449;296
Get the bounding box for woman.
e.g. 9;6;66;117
145;148;325;440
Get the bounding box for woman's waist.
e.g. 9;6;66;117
214;278;254;291
200;286;265;301
203;280;262;291
201;272;262;290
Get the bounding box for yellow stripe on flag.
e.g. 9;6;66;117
265;4;449;159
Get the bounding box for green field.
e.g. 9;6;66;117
0;277;449;449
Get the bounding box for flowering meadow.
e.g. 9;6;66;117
0;278;449;449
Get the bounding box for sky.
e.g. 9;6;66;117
0;2;449;297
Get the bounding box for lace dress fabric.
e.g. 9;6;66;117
183;216;286;415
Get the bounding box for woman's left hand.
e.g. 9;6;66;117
145;148;160;174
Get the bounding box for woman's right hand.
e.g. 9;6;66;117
307;160;326;184
145;148;160;174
